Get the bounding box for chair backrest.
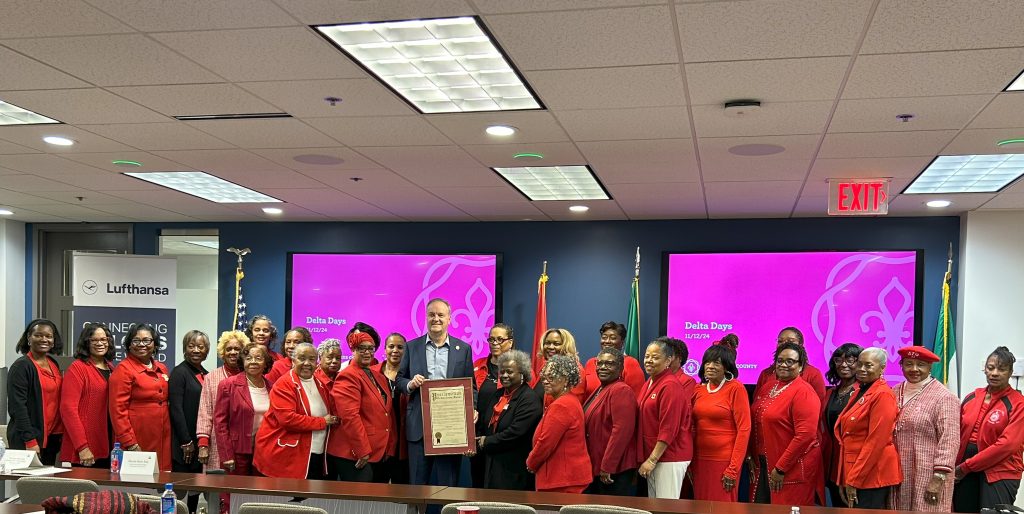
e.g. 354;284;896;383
15;476;100;504
440;502;537;514
560;506;652;514
237;503;329;514
135;493;190;514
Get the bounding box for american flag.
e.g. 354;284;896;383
233;264;248;331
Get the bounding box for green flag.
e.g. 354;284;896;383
932;269;956;385
624;248;641;361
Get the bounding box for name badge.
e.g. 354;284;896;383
120;451;159;475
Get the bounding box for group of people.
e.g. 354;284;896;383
7;299;1023;514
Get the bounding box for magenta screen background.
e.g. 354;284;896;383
665;251;919;383
289;254;498;362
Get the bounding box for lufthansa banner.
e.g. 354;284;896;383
72;253;177;365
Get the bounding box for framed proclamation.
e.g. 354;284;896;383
421;377;476;456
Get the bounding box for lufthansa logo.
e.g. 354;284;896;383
82;280;98;295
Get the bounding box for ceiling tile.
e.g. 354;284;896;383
238;79;414;118
86;0;297;31
250;147;383;171
697;134;822;161
0;125;135;153
941;128;1024;155
427;186;524;204
555;107;691;141
968;94;1024;130
88;203;200;222
525;65;685;110
843;48;1024;99
205;168;325;190
184;118;339;148
484;6;678;70
700;157;812;182
889;193;996;215
691;101;832;137
818;130;958;158
0;153;107;174
457;202;549;221
58;151;195;173
461;142;584;168
107;84;279;118
0;0;134;37
860;0;1024;55
608;182;706;219
0;188;63;207
0;139;41;154
102;189;259;215
275;0;473;24
979;193;1024;209
1004;178;1024;194
0;46;91;90
257;188;400;220
426;111;569;145
150;149;291;174
307;117;452;146
355;146;502;187
685;57;848;105
49;170;165;191
531;200;627;221
0;174;87;192
325;184;469;219
151;27;366;82
299;168;412;190
577;139;699;184
28;190;135;205
3;35;223;86
475;0;665;14
81;123;234;151
829;95;992;133
704;180;803;218
791;195;829;218
808;157;933;182
677;0;873;62
0;89;167;124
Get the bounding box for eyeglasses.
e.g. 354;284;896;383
595;360;619;368
130;338;154;346
353;345;376;354
775;358;800;367
833;357;858;367
89;338;110;344
487;337;511;344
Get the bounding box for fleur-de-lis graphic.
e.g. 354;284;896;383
410;256;496;354
451;279;494;356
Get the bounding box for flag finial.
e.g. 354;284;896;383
634;246;640;278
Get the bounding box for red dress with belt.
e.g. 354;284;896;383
109;355;171;471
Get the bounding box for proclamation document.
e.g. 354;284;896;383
421;378;476;456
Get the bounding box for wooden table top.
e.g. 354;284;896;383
0;467;196;488
0;506;45;514
174;474;447;504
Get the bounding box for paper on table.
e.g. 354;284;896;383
10;466;71;476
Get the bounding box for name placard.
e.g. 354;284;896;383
0;450;42;470
120;451;158;475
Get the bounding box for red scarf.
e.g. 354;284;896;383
490;385;520;430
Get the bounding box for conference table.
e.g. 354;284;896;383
0;506;44;514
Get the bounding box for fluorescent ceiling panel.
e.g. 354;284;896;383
494;165;610;201
315;17;543;114
125;171;282;203
1006;69;1024;91
0;99;59;125
903;154;1024;194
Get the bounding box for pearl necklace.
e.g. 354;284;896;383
769;380;793;398
706;378;727;393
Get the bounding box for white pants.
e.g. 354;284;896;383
647;460;690;499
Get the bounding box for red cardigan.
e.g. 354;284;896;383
526;393;591;491
750;377;823;505
60;360;112;463
109;355;171;471
253;370;331;479
214;373;272;464
755;363;827;405
692;379;751;480
583;355;646;398
328;364;396;462
834;379;902;489
583;380;638;476
957;386;1024;483
638;370;690;463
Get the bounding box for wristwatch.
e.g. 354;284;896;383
933;472;947;481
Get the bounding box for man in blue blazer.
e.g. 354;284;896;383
397;298;478;486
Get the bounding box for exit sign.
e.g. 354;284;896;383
828;179;890;215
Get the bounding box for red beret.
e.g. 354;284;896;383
897;346;940;364
346;331;374;351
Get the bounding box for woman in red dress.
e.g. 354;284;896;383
526;354;591;493
109;323;172;471
691;344;750;502
749;341;823;506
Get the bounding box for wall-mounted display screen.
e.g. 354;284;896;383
663;251;922;383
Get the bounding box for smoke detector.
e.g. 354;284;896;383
723;100;762;118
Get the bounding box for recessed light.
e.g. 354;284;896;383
124;171;283;204
1005;68;1024;91
486;125;516;136
513;152;544;160
996;138;1024;147
262;207;283;215
493;165;610;201
42;136;74;146
0;209;13;216
569;205;589;213
0;99;59;125
903;154;1024;194
314;16;544;114
926;200;952;208
112;160;142;167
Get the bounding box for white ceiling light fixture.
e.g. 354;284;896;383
926;200;952;208
315;16;544;114
1005;68;1024;91
262;207;283;215
0;99;59;125
42;136;75;146
124;171;283;204
903;154;1024;194
0;209;13;216
569;205;590;213
485;125;516;136
493;165;610;201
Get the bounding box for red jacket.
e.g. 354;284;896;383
60;360;112;463
526;393;591;491
755;363;826;405
583;355;646;398
328;363;396;462
957;386;1024;483
373;362;407;460
750;377;823;505
583;380;637;476
214;373;272;464
314;367;337;391
254;370;332;479
109;355;171;471
834;379;902;489
265;357;292;383
638;370;690;463
473;356;491;389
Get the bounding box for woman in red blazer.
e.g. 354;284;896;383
214;343;273;475
109;323;172;471
834;347;902;509
820;343;862;507
526;354;591;493
583;347;637;496
638;337;690;499
953;346;1024;512
315;338;342;390
60;323;114;468
749;342;823;506
254;343;338;479
329;331;396;482
375;333;409;484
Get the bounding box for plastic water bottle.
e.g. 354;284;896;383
110;442;123;473
161;484;176;514
791;507;800;514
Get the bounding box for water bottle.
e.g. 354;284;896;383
161;484;176;514
110;442;123;473
791;507;800;514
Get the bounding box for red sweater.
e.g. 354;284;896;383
59;360;111;463
957;386;1024;483
692;379;751;480
638;370;690;463
583;355;646;398
755;363;826;405
526;393;591;491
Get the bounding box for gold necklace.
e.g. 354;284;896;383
769;380;793;398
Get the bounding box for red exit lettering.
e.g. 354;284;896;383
836;182;887;213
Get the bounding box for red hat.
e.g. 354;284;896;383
897;346;940;363
346;331;375;351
